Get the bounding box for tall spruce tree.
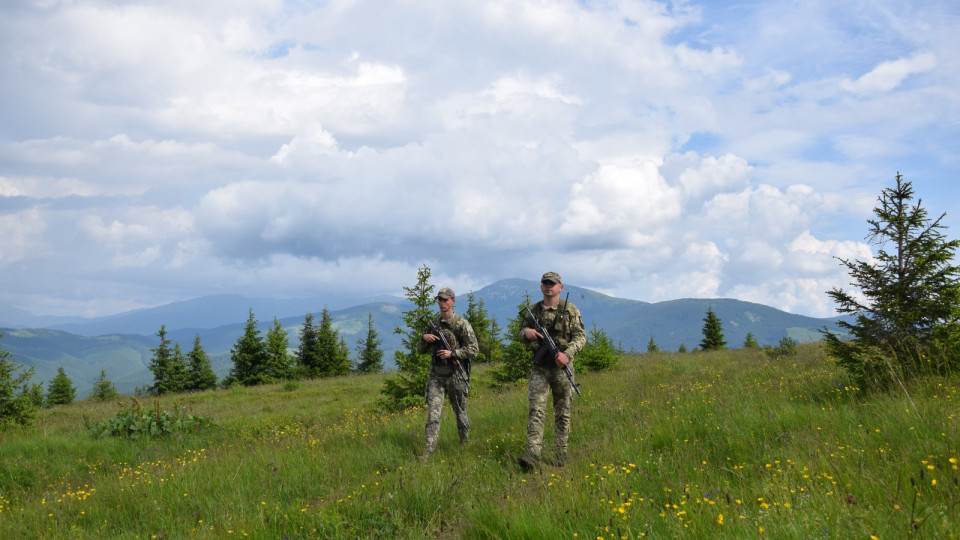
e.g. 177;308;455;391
316;307;338;376
380;264;435;411
265;317;293;381
700;307;727;351
45;367;76;406
185;334;218;391
823;173;960;387
647;335;660;353
227;310;269;386
315;307;351;377
743;332;760;348
148;325;181;395
169;343;188;393
355;313;384;373
296;312;322;377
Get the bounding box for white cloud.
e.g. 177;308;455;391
673;153;752;201
560;160;681;245
5;134;252;196
841;52;938;95
77;207;195;267
0;209;45;266
787;230;874;273
160;58;409;137
744;69;792;92
0;176;97;197
674;240;727;297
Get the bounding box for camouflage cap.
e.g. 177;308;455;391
541;271;562;284
436;287;455;300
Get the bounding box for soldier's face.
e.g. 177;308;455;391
541;280;562;296
437;296;455;313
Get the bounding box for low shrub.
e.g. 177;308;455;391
86;397;213;439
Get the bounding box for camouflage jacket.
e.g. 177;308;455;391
520;299;586;360
416;313;479;365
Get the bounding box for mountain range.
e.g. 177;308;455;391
1;278;850;396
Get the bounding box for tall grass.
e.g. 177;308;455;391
1;343;957;538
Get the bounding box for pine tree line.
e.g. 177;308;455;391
151;306;388;392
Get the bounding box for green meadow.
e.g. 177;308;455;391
1;343;957;539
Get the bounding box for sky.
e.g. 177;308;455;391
1;0;959;320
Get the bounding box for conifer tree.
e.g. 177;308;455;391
767;336;799;358
265;317;293;381
647;335;660;353
824;173;960;387
45;367;76;406
678;343;688;353
227;310;269;386
743;332;760;348
296;313;322;377
315;307;351;377
489;294;534;386
185;334;218;391
0;333;38;429
380;264;435;410
700;307;727;351
355;313;384;373
89;369;118;401
148;325;181;395
578;324;620;371
25;383;44;409
465;292;502;364
316;307;337;376
169;342;188;393
334;337;351;375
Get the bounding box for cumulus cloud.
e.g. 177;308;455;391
560;160;681;247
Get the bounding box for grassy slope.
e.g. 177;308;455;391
0;344;957;539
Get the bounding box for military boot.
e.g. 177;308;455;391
517;454;539;471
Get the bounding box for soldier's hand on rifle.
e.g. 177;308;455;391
423;333;439;343
522;328;543;341
555;351;570;368
435;348;453;361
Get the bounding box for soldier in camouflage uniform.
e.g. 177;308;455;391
517;272;586;469
416;287;479;461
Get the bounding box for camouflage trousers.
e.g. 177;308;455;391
424;367;470;453
525;364;574;460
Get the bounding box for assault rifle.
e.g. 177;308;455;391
523;297;582;397
423;317;471;392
